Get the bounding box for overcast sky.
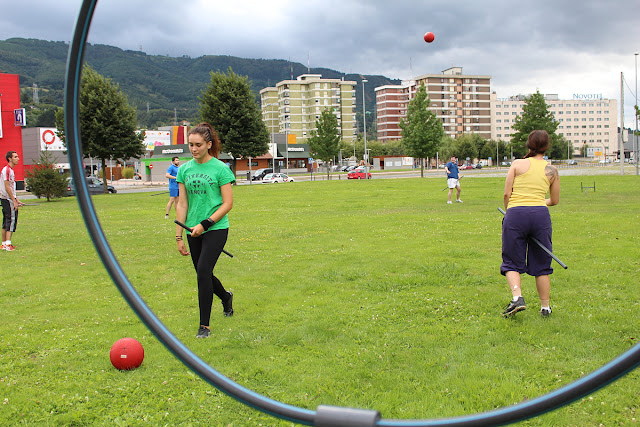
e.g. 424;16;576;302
2;0;640;126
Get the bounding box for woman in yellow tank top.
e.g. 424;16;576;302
501;130;560;317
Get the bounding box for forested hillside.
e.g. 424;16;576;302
0;38;399;129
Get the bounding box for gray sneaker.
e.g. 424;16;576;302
502;296;526;317
196;326;211;338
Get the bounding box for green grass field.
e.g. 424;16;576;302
1;174;639;426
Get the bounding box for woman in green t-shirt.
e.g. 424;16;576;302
175;122;236;339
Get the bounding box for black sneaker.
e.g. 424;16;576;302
196;326;210;338
222;292;234;317
540;307;552;318
502;296;526;317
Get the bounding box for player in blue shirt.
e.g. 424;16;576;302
445;155;463;204
165;156;180;218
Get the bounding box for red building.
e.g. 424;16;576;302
0;71;25;189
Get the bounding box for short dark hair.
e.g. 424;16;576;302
171;156;179;162
5;151;16;162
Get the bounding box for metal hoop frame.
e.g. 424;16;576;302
64;1;640;425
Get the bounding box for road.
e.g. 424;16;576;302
17;164;638;199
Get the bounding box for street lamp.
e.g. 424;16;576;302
262;101;279;172
635;52;638;175
362;79;368;175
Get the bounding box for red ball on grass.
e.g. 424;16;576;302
110;338;144;370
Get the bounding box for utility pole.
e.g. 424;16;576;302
620;72;625;175
635;52;638;175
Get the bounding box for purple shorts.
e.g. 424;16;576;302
501;206;553;277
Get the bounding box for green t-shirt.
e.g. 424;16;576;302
176;157;236;233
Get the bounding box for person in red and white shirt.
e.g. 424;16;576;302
1;151;24;251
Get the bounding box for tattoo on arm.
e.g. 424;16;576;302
545;165;558;182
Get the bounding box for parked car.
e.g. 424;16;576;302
251;168;273;181
471;163;482;169
568;159;578;165
347;167;372;179
262;173;294;183
66;177;117;196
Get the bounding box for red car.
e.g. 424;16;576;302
347;167;372;179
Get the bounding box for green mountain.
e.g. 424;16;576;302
0;37;399;129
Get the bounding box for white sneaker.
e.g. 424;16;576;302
447;201;452;204
456;199;463;203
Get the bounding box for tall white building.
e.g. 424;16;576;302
259;74;357;144
491;93;618;158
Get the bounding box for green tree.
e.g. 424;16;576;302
32;106;58;127
548;135;572;160
55;66;145;193
399;84;444;177
437;136;457;161
510;91;564;159
480;139;508;166
24;149;68;201
454;134;480;164
308;109;341;179
200;67;269;177
383;140;405;156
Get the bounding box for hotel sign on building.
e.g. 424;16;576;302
573;93;603;100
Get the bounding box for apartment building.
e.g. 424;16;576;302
259;74;357;144
376;67;492;143
490;93;618;158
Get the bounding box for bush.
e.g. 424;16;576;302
24;150;69;201
121;167;135;179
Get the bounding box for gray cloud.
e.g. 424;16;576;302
1;0;639;123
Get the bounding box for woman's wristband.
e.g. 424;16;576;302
200;218;215;231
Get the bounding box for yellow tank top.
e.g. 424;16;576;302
507;158;549;208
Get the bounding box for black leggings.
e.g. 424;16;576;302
187;229;229;327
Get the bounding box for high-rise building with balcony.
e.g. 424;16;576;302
260;74;357;144
376;67;492;143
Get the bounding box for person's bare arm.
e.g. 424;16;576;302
545;165;560;206
503;164;517;210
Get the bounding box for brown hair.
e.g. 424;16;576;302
524;130;550;159
5;151;16;162
188;122;221;158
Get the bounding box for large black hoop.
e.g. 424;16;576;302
64;2;640;425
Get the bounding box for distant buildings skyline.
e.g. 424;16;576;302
260;67;622;160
